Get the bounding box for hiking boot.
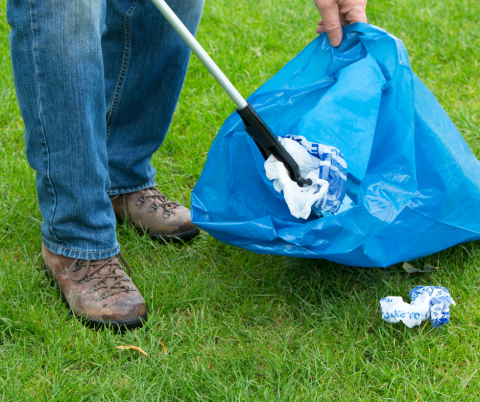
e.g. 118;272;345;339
110;187;200;241
42;244;147;330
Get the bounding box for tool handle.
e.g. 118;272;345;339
151;0;248;110
152;0;312;188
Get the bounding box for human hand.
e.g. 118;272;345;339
313;0;367;47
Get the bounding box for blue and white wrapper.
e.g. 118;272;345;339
264;135;347;219
380;286;456;328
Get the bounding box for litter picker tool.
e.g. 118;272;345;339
151;0;312;187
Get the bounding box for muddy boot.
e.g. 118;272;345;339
42;244;147;330
110;187;200;241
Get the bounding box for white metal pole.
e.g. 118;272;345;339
151;0;248;110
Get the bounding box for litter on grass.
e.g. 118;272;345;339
264;135;347;219
380;286;455;328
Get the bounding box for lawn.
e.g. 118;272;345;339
1;0;479;400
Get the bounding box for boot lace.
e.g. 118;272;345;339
135;187;179;218
68;253;135;302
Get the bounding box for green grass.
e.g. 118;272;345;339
1;0;480;400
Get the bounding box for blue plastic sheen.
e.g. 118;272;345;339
191;23;480;267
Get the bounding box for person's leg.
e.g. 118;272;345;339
8;0;147;328
7;0;119;259
102;0;204;240
103;0;204;194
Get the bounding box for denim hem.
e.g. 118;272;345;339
107;178;156;196
42;237;120;260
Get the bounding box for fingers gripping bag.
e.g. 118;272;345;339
191;23;480;268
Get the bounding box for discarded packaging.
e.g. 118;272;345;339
380;286;456;328
264;135;347;219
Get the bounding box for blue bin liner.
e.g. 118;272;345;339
191;23;480;267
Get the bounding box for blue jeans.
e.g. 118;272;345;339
7;0;204;259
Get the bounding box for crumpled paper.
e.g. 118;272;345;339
264;135;347;219
380;286;455;328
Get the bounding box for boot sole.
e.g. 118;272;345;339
148;226;200;242
116;216;201;243
43;264;147;332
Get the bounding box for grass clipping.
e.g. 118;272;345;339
115;345;148;356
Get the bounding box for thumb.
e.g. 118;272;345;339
316;0;343;47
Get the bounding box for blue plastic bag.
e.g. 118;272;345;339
191;23;480;267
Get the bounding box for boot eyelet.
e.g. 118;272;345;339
80;276;90;284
